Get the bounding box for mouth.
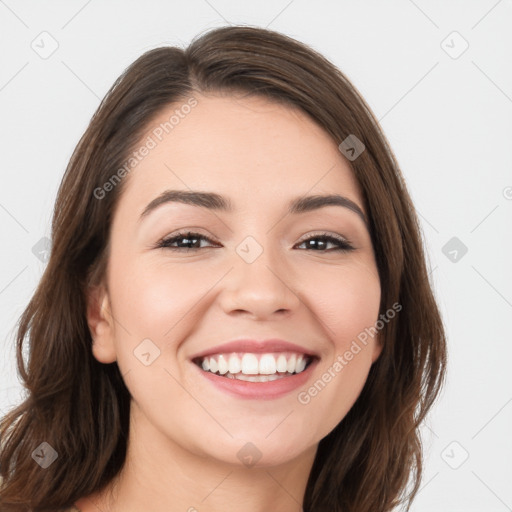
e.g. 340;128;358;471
191;350;320;400
192;352;316;382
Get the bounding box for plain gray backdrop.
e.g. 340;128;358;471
1;1;511;510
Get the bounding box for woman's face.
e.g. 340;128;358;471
89;92;382;467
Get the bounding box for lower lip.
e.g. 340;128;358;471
192;358;319;400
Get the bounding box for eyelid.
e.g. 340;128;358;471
296;230;351;244
157;230;351;244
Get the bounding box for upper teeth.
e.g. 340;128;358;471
199;352;309;376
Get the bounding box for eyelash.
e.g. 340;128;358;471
156;231;355;253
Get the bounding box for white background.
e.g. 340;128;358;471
1;1;511;510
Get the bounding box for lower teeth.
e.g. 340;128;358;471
229;373;288;382
208;370;293;382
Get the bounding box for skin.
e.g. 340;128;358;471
78;92;382;512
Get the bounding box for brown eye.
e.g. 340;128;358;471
295;233;354;252
157;231;218;251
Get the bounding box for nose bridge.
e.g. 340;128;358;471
221;233;298;317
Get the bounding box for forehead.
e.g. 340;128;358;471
118;92;364;215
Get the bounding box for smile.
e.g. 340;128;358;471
194;352;312;382
192;351;319;399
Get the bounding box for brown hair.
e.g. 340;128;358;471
0;25;447;512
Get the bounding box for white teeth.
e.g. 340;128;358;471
276;354;288;373
286;354;296;373
241;353;259;375
217;354;229;375
228;354;241;374
231;373;283;382
209;357;218;373
296;355;306;373
259;354;276;375
197;351;313;378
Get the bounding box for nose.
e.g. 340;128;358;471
219;244;301;320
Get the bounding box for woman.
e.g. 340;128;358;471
0;25;447;512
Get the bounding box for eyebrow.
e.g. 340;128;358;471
139;189;368;226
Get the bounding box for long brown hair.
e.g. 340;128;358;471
0;25;447;512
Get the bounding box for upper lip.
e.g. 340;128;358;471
190;338;319;360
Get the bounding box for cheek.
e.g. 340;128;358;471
107;257;227;392
106;260;220;439
110;258;214;342
305;259;381;345
294;261;381;435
